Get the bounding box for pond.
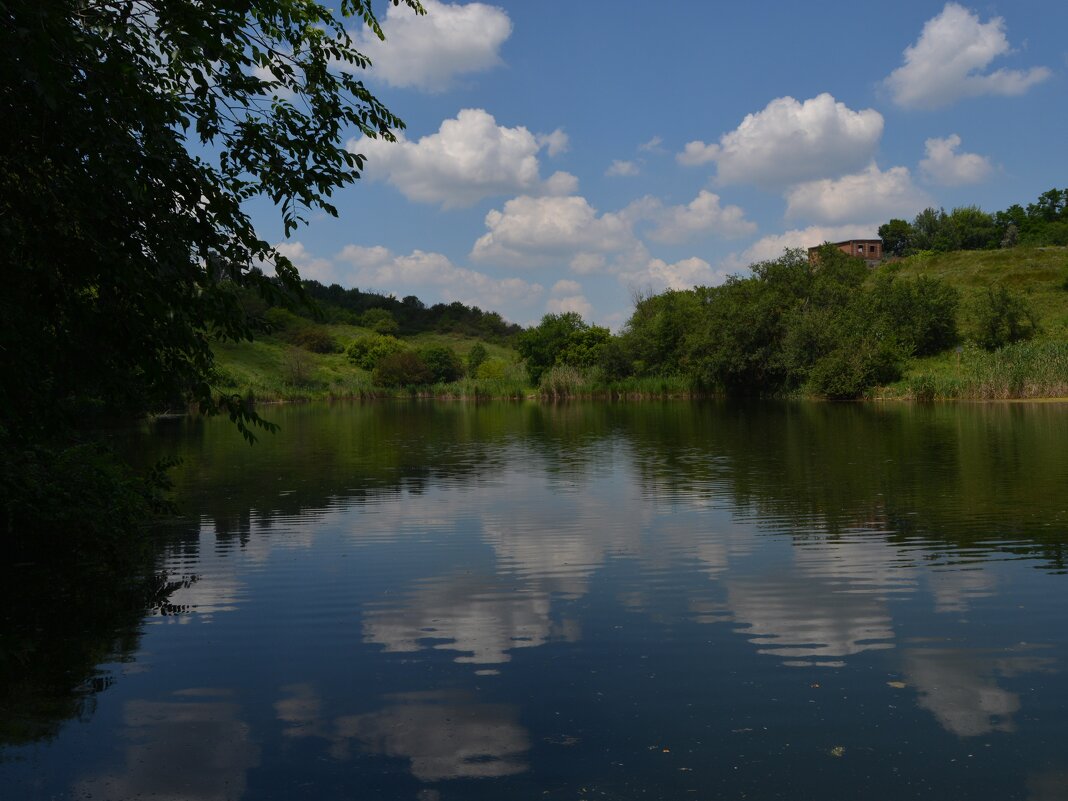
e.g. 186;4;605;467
3;400;1068;800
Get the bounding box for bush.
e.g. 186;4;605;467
291;327;338;353
346;334;405;370
419;346;463;383
808;339;902;399
359;308;399;334
476;357;510;380
264;307;303;333
373;350;433;387
974;286;1039;350
466;342;488;374
282;347;313;387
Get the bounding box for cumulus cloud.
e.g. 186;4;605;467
335;245;542;309
354;0;512;92
550;279;582;295
676;94;884;187
885;3;1050;109
620;257;726;292
546;279;592;318
274;241;336;283
276;241;542;314
546;294;593;318
470;194;644;268
784;164;931;224
536;129;569;157
606;160;639;177
919;134;993;185
643;190;756;244
350;109;573;208
722;224;882;272
638;136;666;153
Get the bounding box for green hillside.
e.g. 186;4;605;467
883;246;1068;340
874;246;1068;399
213;323;524;402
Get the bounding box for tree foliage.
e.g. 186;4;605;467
1;0;423;541
877;189;1068;257
346;334;406;370
418;346;463;384
974;286;1039;350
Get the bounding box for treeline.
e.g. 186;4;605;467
879;187;1068;255
297;280;521;341
518;246;1041;399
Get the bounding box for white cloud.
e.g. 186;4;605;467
354;0;512;92
546;294;593;319
676;94;884;187
643;190;756;244
885;3;1051;109
536;129;569;157
725;224;882;270
544;170;579;195
350;109;572;208
274;241;336;283
676;140;719;167
784;164;931;224
621;257;727;292
638;136;665;153
470;194;643;268
335;245;542;310
606;160;639;177
546;279;592;318
550;279;582;295
919;134;993;185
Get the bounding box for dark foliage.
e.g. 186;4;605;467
419;346;463;383
974;286;1039;350
301;281;522;341
1;0;422;542
373;351;433;387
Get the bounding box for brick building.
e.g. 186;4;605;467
807;239;883;266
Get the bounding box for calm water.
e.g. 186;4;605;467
3;401;1068;800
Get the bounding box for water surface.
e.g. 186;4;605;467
3;401;1068;800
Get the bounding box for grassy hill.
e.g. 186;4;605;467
212;323;524;402
884;246;1068;340
874;246;1068;399
211;246;1068;403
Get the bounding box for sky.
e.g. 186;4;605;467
251;0;1068;329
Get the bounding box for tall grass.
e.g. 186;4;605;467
902;342;1068;400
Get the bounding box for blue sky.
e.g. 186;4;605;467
255;0;1068;329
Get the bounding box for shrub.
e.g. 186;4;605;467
974;286;1039;350
466;342;488;374
808;339;902;399
346;334;405;370
359;308;399;334
282;347;313;387
419;346;463;383
292;327;338;353
373;350;433;387
264;306;303;333
476;357;509;380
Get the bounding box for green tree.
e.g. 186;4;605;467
878;219;914;257
419;346;463;383
515;312;589;384
974;286;1039;350
466;343;489;375
2;1;424;542
373;351;433;387
346;334;406;370
360;308;400;334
